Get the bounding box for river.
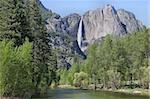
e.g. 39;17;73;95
32;88;149;99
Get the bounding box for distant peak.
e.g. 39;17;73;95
67;13;81;17
103;4;117;15
103;4;116;11
104;4;114;9
106;4;113;7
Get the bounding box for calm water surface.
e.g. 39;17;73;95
33;88;149;99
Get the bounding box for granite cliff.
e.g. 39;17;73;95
38;1;145;68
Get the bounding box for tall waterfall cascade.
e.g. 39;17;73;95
77;17;83;49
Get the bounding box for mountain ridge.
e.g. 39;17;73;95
38;0;146;68
80;4;145;51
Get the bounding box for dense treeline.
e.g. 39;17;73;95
0;40;33;97
61;29;150;90
83;29;150;89
0;0;57;97
0;0;149;98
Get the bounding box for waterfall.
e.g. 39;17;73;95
77;17;83;48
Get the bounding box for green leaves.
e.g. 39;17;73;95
82;29;150;89
0;40;33;97
0;0;57;96
28;0;56;93
73;72;89;88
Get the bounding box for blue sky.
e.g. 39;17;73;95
40;0;150;27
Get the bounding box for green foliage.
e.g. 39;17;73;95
26;0;57;93
81;29;150;89
85;44;98;78
138;66;150;88
106;70;121;89
0;0;58;96
59;69;69;85
59;63;79;85
0;40;33;97
0;0;149;97
0;0;30;45
73;72;89;88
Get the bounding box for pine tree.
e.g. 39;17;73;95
0;0;19;40
0;0;30;45
28;0;56;93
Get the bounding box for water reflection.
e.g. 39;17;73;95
32;88;149;99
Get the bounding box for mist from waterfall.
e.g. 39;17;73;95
77;17;83;49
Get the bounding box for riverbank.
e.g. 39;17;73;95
0;92;33;99
93;88;149;97
89;88;149;97
57;85;77;89
57;85;150;97
114;89;150;97
0;96;29;99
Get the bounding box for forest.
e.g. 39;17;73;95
0;0;149;98
0;0;58;97
60;29;150;90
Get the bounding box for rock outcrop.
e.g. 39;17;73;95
46;13;81;39
39;0;146;68
62;13;81;38
117;9;145;33
45;12;85;68
48;32;74;69
46;14;64;33
46;13;85;57
82;4;145;45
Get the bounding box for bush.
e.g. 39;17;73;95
138;66;150;88
73;71;89;88
107;70;121;89
0;40;33;97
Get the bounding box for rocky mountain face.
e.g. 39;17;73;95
82;4;145;46
38;1;85;68
48;32;74;69
38;0;145;68
117;9;145;33
46;13;85;52
46;13;86;68
46;13;81;38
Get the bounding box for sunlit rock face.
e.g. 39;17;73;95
117;9;146;33
62;13;81;38
39;0;146;67
45;12;86;68
82;4;145;46
46;13;81;38
45;4;145;54
46;12;85;56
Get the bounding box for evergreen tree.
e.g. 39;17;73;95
0;0;18;40
0;0;58;96
0;0;30;45
28;0;56;93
